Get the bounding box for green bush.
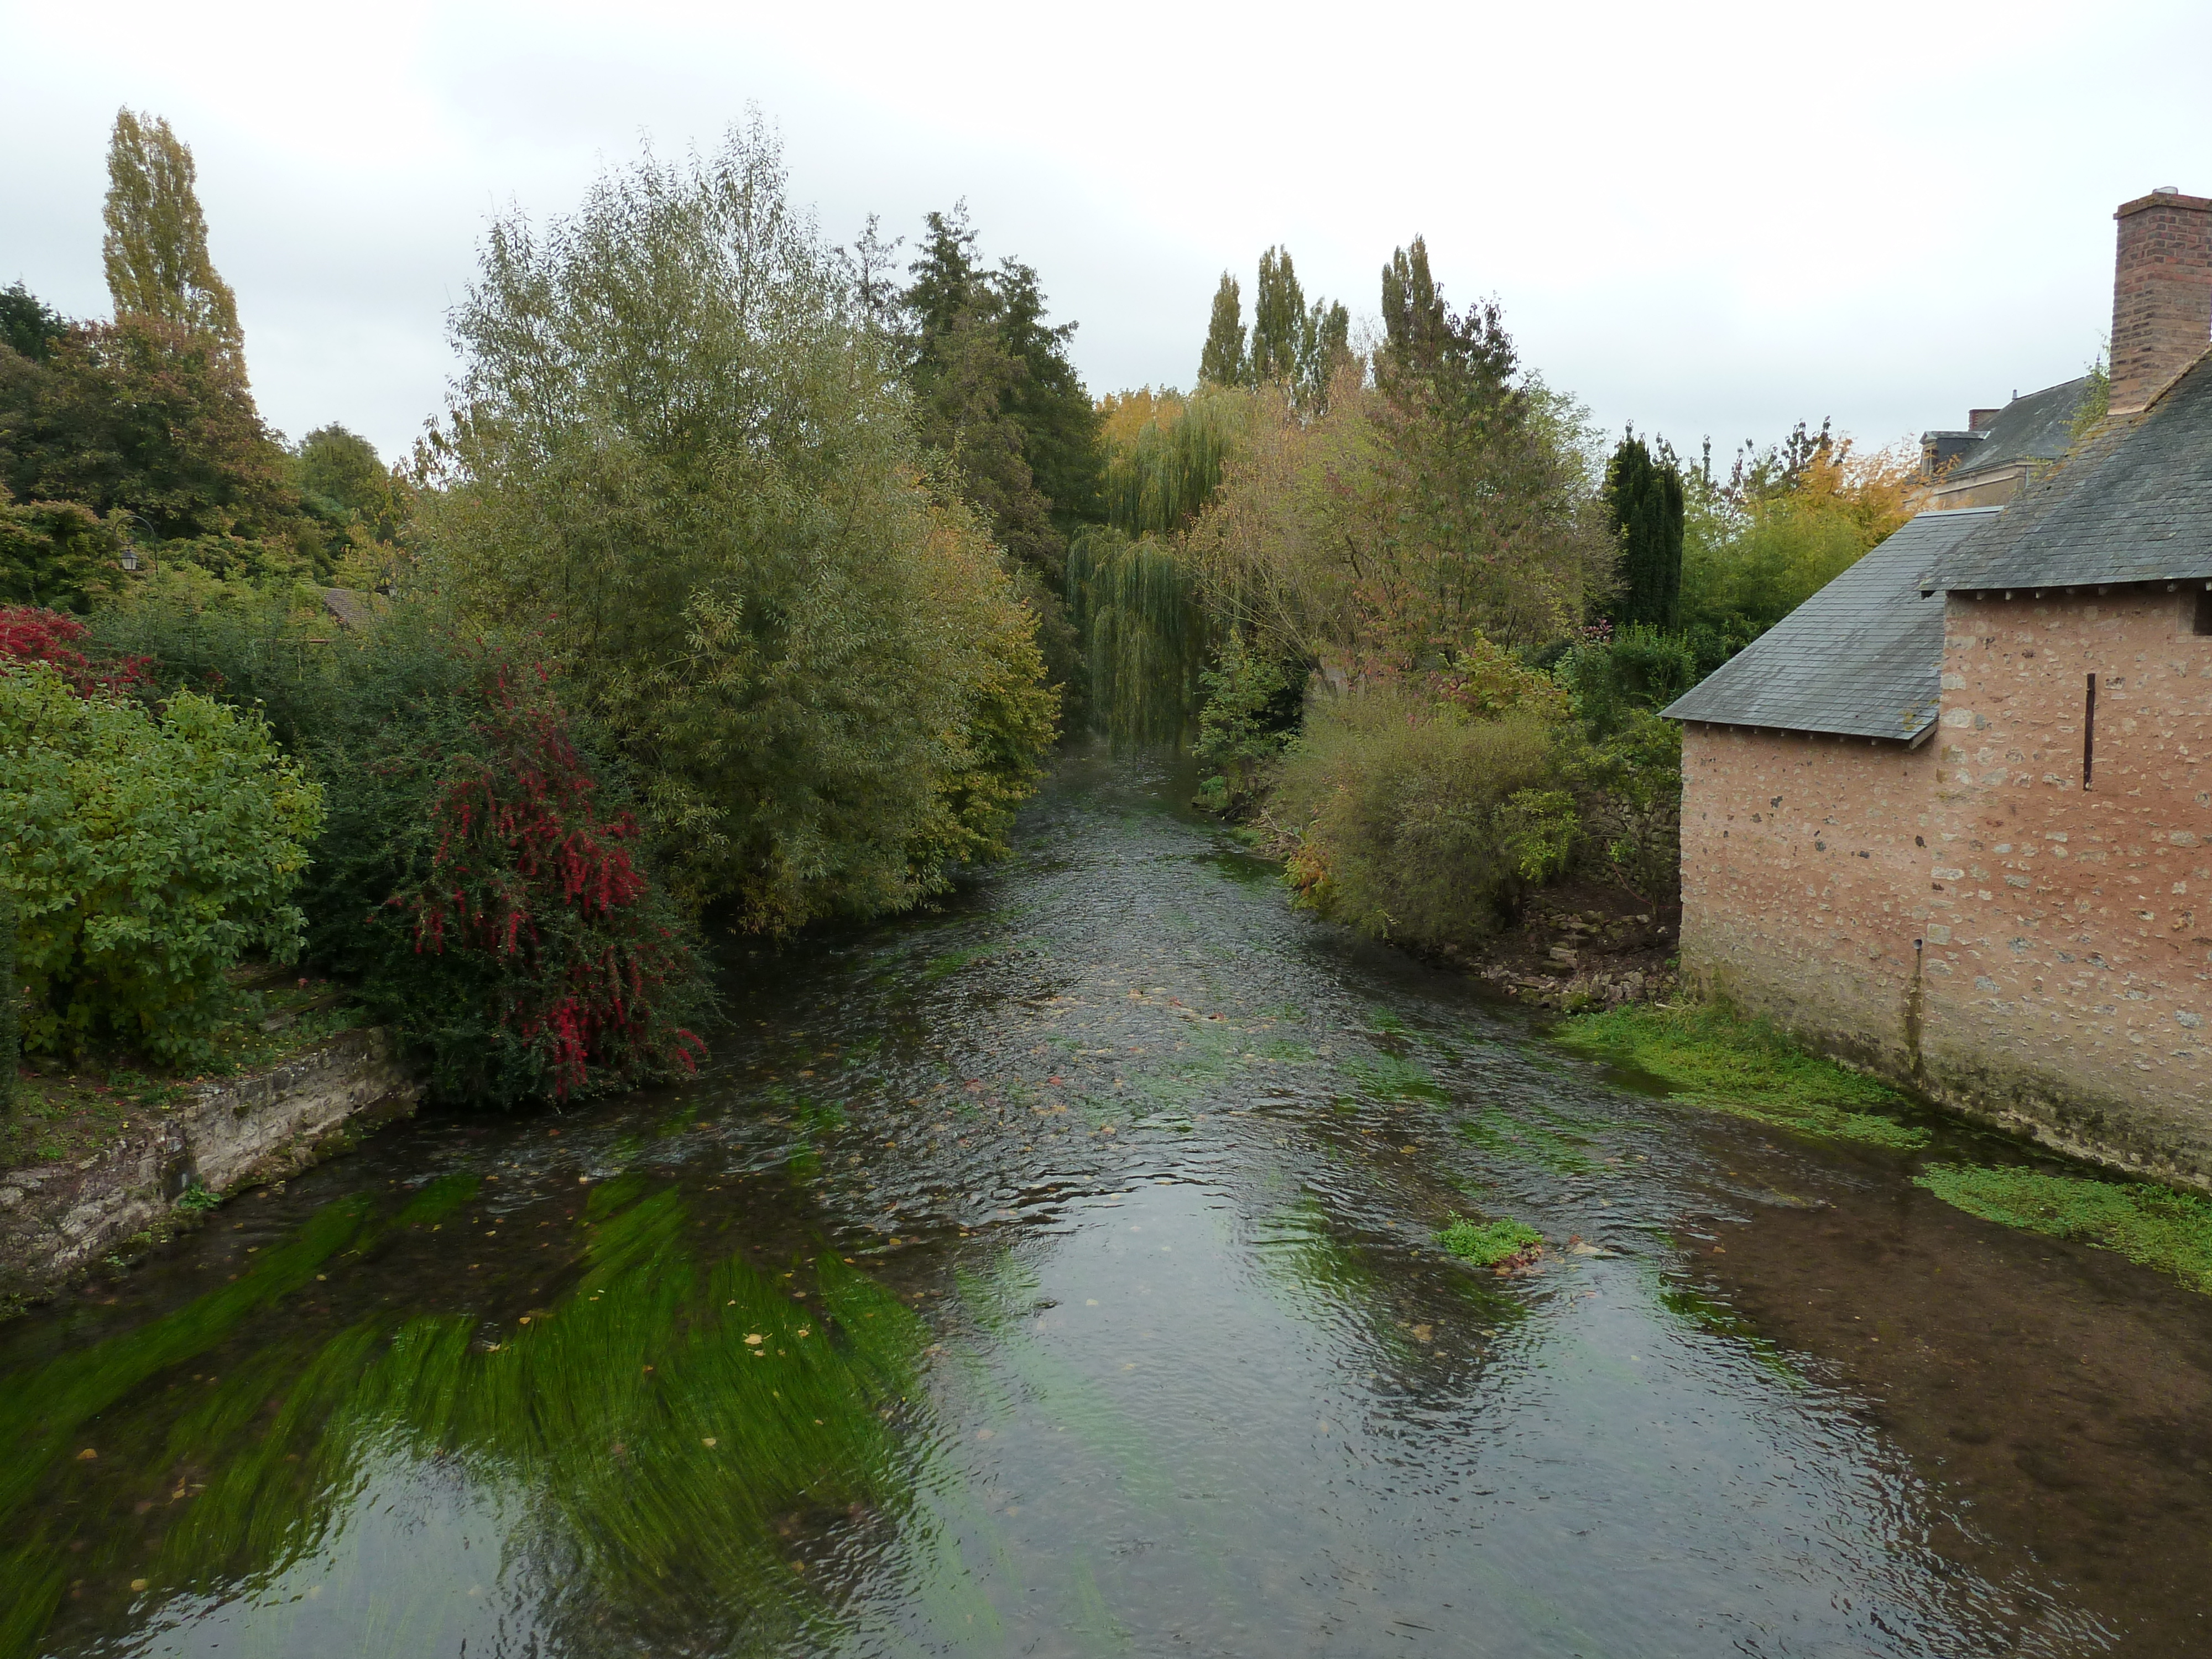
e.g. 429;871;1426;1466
0;662;324;1065
91;595;711;1105
1272;688;1562;950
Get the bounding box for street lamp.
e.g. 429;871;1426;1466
117;511;158;577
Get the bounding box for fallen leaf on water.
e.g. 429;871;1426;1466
745;1333;765;1346
975;1428;994;1441
75;1448;96;1461
701;1437;718;1448
129;1579;148;1592
1411;1324;1433;1343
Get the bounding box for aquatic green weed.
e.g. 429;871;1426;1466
1340;1050;1447;1103
1555;1004;1927;1149
1457;1109;1594;1176
1914;1162;2212;1294
1659;1284;1803;1385
1438;1217;1543;1266
0;1178;933;1658
924;945;997;980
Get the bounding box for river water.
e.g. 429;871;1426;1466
6;753;2211;1658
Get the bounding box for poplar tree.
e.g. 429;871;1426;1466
1198;274;1246;386
1249;247;1305;386
1605;432;1686;630
101;109;241;351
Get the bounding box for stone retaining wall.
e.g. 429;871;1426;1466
0;1027;420;1301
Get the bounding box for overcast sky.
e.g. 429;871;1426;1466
6;0;2208;467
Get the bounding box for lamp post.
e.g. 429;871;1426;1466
117;511;159;577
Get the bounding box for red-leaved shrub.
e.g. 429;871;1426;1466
389;665;704;1101
0;606;151;698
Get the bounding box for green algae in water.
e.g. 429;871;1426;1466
1340;1050;1448;1103
1915;1162;2212;1295
1555;1004;1928;1150
1457;1108;1595;1176
0;1180;933;1659
1438;1217;1543;1266
1658;1283;1804;1386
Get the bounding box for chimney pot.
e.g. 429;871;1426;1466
2109;188;2212;415
1967;406;2004;431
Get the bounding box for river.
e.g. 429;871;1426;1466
4;751;2210;1657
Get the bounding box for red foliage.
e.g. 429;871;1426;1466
0;606;152;698
401;667;701;1098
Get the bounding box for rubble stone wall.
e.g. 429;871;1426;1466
1678;723;1936;1078
1921;587;2212;1186
0;1027;420;1301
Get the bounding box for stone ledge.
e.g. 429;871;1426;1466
0;1027;421;1305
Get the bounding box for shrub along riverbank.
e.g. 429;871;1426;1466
5;118;1070;1149
1559;1002;2212;1296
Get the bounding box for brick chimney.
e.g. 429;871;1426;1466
2110;187;2212;415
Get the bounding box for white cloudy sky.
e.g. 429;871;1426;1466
4;0;2208;465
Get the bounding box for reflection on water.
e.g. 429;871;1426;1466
3;750;2205;1656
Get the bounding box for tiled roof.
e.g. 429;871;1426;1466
1937;351;2212;592
1662;509;2001;742
1942;377;2091;483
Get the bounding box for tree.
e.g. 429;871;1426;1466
1604;432;1685;629
0;313;310;576
426;122;1057;931
1249;247;1304;387
0;283;66;363
1198;274;1246;386
102;109;241;352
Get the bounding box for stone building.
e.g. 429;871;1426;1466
1920;375;2093;511
1665;187;2212;1187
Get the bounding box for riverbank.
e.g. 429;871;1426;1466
0;1025;421;1311
9;750;2211;1655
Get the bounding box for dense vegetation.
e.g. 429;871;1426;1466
1059;239;1923;951
1;113;1073;1109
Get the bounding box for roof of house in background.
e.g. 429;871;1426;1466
1934;351;2212;592
1939;376;2092;484
1662;509;2001;742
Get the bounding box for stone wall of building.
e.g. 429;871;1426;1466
0;1027;421;1302
1678;723;1936;1078
1920;586;2212;1186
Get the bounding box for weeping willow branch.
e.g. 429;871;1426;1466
1066;528;1206;748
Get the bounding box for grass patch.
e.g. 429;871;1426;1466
1438;1216;1543;1266
1915;1163;2212;1294
1554;1003;1927;1150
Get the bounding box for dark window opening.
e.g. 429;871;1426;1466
2194;591;2212;635
2084;672;2097;790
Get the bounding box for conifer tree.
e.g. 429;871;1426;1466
102;109;241;351
1198;274;1246;386
1605;432;1686;629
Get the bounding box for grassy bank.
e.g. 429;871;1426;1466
1553;1001;1927;1149
1556;1000;2212;1297
1914;1163;2212;1295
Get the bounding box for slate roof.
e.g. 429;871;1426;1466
1936;351;2212;592
1940;376;2092;484
1662;509;2001;742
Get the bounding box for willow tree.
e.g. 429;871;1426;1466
102;109;241;352
1066;527;1204;747
424;121;1057;930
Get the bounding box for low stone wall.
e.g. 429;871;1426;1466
0;1027;421;1301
